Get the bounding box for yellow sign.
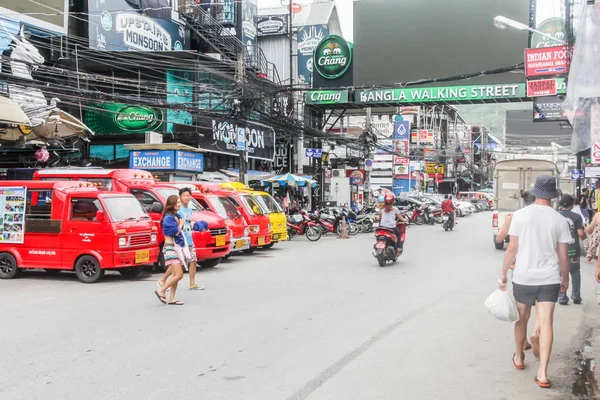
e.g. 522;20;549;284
437;165;445;174
18;125;33;135
425;163;445;175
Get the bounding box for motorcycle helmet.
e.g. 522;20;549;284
384;193;395;205
378;195;385;203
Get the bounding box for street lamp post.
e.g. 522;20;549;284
493;16;568;45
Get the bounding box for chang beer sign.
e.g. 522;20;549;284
306;90;349;105
313;35;352;80
84;103;164;135
114;105;162;132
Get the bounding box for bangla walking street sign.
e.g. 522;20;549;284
313;35;353;80
305;90;349;105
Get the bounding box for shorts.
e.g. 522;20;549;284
163;245;181;267
186;243;197;263
512;282;561;306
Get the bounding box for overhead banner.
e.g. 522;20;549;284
88;0;187;51
297;25;329;85
241;0;258;64
525;46;569;77
305;90;348;105
84;103;164;135
0;186;26;244
200;120;275;161
257;15;288;36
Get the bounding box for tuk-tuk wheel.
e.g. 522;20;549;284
75;255;105;283
0;252;20;279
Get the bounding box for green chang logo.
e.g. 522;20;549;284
113;106;162;132
313;35;352;80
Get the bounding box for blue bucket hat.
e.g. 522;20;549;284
530;175;560;200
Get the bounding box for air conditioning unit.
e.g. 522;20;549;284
332;169;345;178
145;131;163;144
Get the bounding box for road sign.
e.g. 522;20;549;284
364;158;373;171
585;166;600;179
570;169;584;180
237;128;246;151
305;148;322;158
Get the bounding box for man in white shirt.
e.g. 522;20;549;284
499;175;571;389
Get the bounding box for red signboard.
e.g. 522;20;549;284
527;79;557;97
593;142;600;165
394;156;409;165
525;46;569;77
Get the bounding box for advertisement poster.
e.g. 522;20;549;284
525;46;569;77
297;25;329;85
166;70;193;133
88;0;187;51
533;95;568;122
0;186;26;244
242;0;258;65
257;15;288;36
200;120;275;161
530;0;571;49
84;103;164;135
527;78;557;97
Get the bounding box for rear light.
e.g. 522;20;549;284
118;237;128;247
151;233;157;243
492;213;498;227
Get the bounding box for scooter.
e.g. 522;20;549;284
373;222;406;267
287;211;322;241
442;212;455;231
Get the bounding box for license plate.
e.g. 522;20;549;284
272;234;280;241
258;237;266;246
135;250;149;264
216;235;226;246
443;215;449;221
375;243;386;249
234;239;245;249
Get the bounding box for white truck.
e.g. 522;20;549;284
492;159;559;250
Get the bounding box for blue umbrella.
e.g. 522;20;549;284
265;173;317;188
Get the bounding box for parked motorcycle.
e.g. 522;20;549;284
442;212;455;231
373;222;406;267
407;204;425;225
286;211;322;241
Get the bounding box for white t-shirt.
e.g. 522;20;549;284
380;206;399;228
508;204;572;285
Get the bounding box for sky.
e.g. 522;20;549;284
257;0;354;41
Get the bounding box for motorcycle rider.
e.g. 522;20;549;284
441;194;457;224
378;193;407;250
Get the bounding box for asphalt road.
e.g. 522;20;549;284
0;212;595;400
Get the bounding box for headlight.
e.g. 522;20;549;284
244;227;250;236
249;225;259;233
151;233;157;243
118;237;128;247
268;223;272;231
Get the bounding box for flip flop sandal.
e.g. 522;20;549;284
168;301;185;305
513;353;525;370
154;291;167;304
190;285;205;291
535;377;551;388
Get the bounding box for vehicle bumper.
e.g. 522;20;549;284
271;228;288;242
113;246;159;268
230;236;251;252
250;233;272;247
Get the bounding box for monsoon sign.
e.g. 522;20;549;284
356;84;527;105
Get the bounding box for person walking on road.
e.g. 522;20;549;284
499;175;571;389
558;194;586;305
155;195;187;306
579;188;590;223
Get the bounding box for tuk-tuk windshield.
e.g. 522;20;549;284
257;194;282;213
103;197;149;222
208;195;240;219
239;194;263;215
157;188;204;211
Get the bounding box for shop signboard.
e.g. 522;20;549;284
527;78;557;97
305;90;348;105
533;95;568;122
88;0;187;51
0;186;26;244
166;70;193;133
297;25;329;85
393;120;410;140
201;120;275;161
129;150;204;173
525;46;569;77
242;0;258;65
273;138;291;173
410;129;434;145
257;15;288;36
313;35;353;80
84;103;163;135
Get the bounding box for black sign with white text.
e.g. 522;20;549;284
533;95;568;122
257;15;289;36
198;120;275;161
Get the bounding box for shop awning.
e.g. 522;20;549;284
0;96;31;126
124;143;204;152
222;168;273;181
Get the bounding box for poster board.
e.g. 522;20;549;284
0;187;26;244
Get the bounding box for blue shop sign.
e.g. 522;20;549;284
129;150;204;173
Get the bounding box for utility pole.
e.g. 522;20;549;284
416;107;421;193
481;128;487;188
237;54;248;185
365;108;372;204
288;2;295;174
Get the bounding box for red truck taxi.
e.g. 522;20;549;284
0;181;159;283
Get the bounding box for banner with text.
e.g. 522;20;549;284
199;120;275;161
297;25;329;85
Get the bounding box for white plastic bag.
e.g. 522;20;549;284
484;289;520;322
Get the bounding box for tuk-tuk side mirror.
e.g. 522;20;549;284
96;210;105;222
151;202;163;213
